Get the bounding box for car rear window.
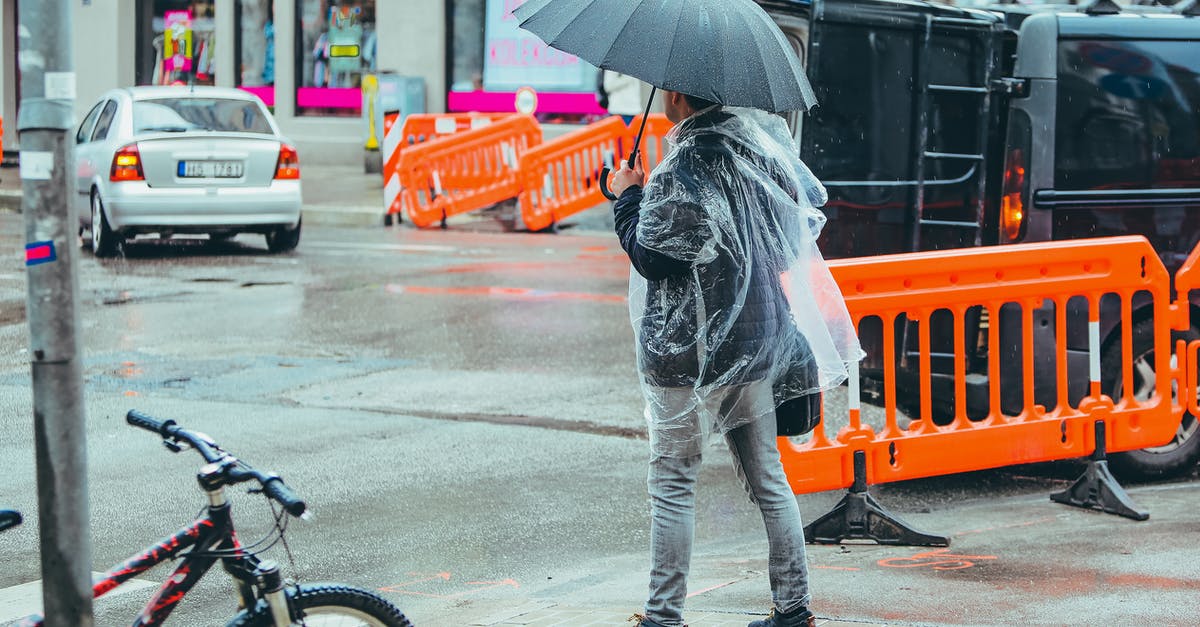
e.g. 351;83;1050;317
1056;39;1200;190
133;98;274;135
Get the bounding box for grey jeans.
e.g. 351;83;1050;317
644;414;811;626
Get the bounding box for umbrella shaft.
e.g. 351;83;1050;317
629;85;658;169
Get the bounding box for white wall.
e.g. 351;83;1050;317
378;0;446;114
72;0;136;119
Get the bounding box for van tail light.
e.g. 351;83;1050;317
275;143;300;180
1000;147;1026;242
110;144;144;182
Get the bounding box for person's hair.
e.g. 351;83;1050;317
682;93;719;112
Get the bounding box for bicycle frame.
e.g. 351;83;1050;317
20;502;263;627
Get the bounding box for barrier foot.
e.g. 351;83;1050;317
384;214;394;227
1050;421;1148;521
804;450;950;547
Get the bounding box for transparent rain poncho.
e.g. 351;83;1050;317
629;106;864;457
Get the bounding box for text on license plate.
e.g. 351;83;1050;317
178;160;244;178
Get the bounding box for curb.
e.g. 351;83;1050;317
0;189;21;213
302;204;385;228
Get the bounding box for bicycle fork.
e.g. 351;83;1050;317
255;561;290;626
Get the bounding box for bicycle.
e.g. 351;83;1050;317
15;410;412;626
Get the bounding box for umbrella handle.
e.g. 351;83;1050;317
599;167;619;201
600;148;641;201
600;86;656;202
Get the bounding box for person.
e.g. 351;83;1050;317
601;70;646;124
609;90;863;627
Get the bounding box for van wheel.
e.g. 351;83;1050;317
1100;318;1200;480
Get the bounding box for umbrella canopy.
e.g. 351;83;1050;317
513;0;817;113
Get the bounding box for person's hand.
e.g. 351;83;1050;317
610;158;645;198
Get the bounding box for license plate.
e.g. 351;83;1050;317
178;160;244;178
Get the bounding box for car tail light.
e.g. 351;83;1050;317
1000;147;1026;242
275;143;300;180
110;144;144;182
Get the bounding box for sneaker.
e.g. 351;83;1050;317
628;613;679;627
747;606;815;627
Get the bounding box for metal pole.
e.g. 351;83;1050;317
17;1;94;625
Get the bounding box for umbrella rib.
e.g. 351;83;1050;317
658;0;693;92
746;0;811;110
596;0;642;68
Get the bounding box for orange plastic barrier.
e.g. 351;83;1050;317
1176;242;1200;415
382;113;510;219
1172;240;1200;331
396;113;510;149
517;116;636;232
382;112;404;219
398;115;542;228
779;236;1177;495
516;114;673;231
1188;339;1200;417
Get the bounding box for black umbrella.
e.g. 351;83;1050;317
514;0;816;199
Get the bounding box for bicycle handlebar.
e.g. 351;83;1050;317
126;410;307;518
0;509;21;533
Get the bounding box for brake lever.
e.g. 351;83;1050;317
162;439;186;453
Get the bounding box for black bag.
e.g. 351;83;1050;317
776;391;822;437
775;323;822;437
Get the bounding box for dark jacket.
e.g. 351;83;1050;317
614;109;804;388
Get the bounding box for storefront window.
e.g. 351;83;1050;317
137;1;218;86
296;0;376;117
447;0;601;122
237;0;275;106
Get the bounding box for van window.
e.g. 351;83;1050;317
1056;40;1200;190
803;20;990;256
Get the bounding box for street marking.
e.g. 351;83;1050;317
686;577;748;598
877;548;997;571
0;574;157;623
378;572;451;593
304;242;458;253
378;573;519;600
385;283;626;303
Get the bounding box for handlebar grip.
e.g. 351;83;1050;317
599;167;619;201
0;510;21;533
262;478;307;518
126;410;174;436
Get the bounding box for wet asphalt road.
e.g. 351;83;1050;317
0;210;1197;626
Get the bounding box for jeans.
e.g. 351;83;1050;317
644;414;810;626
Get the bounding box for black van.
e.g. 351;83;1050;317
757;0;1200;478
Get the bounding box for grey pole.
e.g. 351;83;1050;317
17;1;94;625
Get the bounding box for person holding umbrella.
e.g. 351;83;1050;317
514;2;864;626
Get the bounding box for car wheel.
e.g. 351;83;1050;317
265;219;301;253
91;191;119;258
1101;318;1200;480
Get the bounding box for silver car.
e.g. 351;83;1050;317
75;86;303;256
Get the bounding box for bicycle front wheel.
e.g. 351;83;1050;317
227;583;413;627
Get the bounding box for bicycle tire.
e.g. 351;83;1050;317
226;582;412;627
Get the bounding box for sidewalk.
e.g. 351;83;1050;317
422;477;1199;627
